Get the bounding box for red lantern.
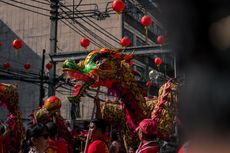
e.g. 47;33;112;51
0;42;3;47
156;35;166;44
120;36;131;47
12;39;23;49
112;0;125;14
3;62;10;70
141;15;153;27
146;81;152;88
154;57;163;65
24;63;31;70
80;38;90;49
46;63;53;70
44;96;62;112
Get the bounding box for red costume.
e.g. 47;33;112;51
46;139;68;153
87;140;109;153
135;119;160;153
135;141;159;153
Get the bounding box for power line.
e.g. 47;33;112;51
60;3;120;45
74;7;120;43
75;0;83;9
29;0;50;5
0;55;42;70
60;20;103;48
9;0;50;11
0;0;50;17
79;15;120;44
75;20;115;48
0;67;42;79
59;7;106;48
59;6;115;48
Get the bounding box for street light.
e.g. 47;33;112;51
149;69;168;87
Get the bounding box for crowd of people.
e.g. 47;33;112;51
0;115;173;153
14;118;162;153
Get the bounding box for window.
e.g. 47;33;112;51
135;65;145;80
123;29;134;46
136;36;146;46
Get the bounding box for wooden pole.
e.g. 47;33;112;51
84;87;101;153
91;86;100;119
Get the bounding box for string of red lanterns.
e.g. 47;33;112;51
156;35;166;45
24;63;31;71
80;38;90;49
112;0;125;14
154;57;163;69
120;36;131;47
3;62;10;70
140;15;153;40
12;39;23;54
141;15;153;27
12;39;23;49
46;63;53;70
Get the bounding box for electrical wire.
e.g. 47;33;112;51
59;7;107;47
75;0;83;9
61;3;120;45
75;9;120;43
76;20;115;48
29;0;50;5
79;14;120;44
59;9;104;48
8;0;50;11
0;55;42;70
60;19;103;48
59;6;115;48
0;0;50;17
62;19;103;48
0;68;42;80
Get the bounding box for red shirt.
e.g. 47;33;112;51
136;141;159;153
87;140;109;153
46;139;68;153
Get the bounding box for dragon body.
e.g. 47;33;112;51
62;48;178;145
0;83;24;153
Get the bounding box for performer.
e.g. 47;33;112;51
22;123;49;153
45;122;69;153
135;119;160;153
86;119;109;153
0;123;6;153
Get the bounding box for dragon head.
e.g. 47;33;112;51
62;48;135;103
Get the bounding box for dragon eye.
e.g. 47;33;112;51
95;58;106;65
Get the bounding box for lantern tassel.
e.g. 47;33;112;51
157;64;160;70
144;26;148;43
116;12;120;20
24;69;29;73
15;49;20;56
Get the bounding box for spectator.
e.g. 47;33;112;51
86;119;109;153
135;119;159;153
110;130;120;153
22;123;49;153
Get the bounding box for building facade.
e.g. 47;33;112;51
0;0;171;123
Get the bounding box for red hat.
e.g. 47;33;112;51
135;119;157;135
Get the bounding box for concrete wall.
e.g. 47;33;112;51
0;0;121;121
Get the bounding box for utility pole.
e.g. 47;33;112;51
48;0;59;96
39;49;46;107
